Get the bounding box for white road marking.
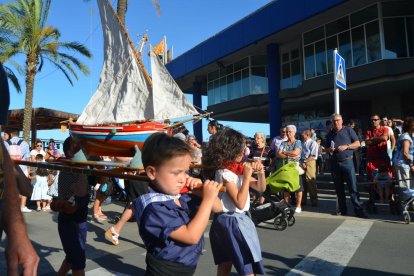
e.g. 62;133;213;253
286;220;373;276
86;267;130;276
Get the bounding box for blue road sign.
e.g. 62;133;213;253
335;52;346;90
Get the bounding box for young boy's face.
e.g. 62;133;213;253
146;153;192;195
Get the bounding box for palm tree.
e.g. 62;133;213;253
0;0;92;142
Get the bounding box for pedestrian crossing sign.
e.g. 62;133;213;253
335;52;346;90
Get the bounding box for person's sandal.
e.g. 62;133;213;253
105;227;119;245
93;214;107;223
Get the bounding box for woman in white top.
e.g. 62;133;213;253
30;140;45;161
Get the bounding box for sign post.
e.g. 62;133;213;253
333;49;346;114
333;49;347;215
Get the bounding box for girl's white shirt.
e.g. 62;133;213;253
215;169;250;213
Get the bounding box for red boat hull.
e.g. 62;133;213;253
69;122;167;157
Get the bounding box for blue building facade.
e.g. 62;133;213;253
167;0;414;140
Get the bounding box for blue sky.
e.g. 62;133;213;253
5;0;273;142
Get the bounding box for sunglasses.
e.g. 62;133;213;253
36;144;42;147
371;118;380;121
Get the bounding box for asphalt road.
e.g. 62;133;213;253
1;192;414;275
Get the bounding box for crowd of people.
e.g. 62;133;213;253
1;61;414;274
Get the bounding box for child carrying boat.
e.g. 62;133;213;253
133;133;222;275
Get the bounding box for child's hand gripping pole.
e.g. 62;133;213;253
180;181;226;194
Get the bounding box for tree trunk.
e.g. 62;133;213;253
22;55;37;143
117;0;128;25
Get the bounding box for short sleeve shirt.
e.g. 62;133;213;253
30;149;46;160
248;145;271;175
325;126;358;160
215;169;249;212
279;139;302;162
58;171;88;200
138;194;203;267
301;139;318;160
393;133;414;168
366;126;389;159
270;136;288;153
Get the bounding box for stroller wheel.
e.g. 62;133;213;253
287;216;296;227
403;211;410;224
273;216;288;231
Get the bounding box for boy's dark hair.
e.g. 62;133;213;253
142;132;192;168
36;167;49;177
35;153;43;161
202;127;245;170
62;136;73;156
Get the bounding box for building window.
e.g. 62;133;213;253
207;56;267;105
407;17;414;56
303;4;381;80
383;18;408;58
366;21;381;62
352;26;367;66
281;48;302;89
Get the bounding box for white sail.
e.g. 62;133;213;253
77;0;153;124
150;50;199;120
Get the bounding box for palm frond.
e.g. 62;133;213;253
3;65;21;92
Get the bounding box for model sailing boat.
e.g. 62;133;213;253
69;0;208;157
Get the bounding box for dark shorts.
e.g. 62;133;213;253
145;253;196;276
295;176;304;192
58;220;87;271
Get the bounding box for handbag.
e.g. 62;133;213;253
296;162;305;175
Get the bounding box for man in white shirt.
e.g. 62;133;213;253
381;115;396;164
269;126;288;172
300;129;319;207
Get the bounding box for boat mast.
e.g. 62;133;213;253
106;0;152;86
138;34;148;56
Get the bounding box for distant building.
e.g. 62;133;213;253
167;0;414;140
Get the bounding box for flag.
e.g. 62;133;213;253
153;37;165;57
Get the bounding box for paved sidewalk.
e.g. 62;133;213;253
0;188;404;275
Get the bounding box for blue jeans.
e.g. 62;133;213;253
332;159;363;215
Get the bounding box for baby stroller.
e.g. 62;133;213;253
250;192;295;231
393;186;414;224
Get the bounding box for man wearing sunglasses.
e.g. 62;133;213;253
366;114;392;181
269;126;288;173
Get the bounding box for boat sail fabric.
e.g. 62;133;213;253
77;0;198;125
150;50;198;120
77;0;153;124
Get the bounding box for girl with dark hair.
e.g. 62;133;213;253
203;127;266;275
207;120;223;136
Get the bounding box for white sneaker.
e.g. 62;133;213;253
21;207;32;213
295;207;302;214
